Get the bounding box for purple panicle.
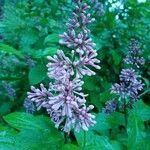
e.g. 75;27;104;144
24;98;36;114
102;100;118;114
2;81;16;100
91;0;105;17
27;0;100;132
111;68;144;99
124;39;145;68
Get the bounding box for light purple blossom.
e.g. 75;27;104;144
119;69;137;82
91;0;105;17
27;84;51;110
27;0;99;132
111;68;144;99
104;68;144;114
47;50;73;80
23;98;36;114
59;31;96;55
124;39;145;68
25;55;35;69
102;100;118;114
74;105;96;132
104;39;145;114
74;50;100;77
2;81;16;100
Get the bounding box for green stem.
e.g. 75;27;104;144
139;89;150;98
82;131;86;150
123;98;128;130
64;132;68;144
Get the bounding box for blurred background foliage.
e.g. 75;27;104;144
0;0;150;150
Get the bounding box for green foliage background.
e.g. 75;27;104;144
0;0;150;150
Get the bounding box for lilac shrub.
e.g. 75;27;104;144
27;0;100;132
103;39;145;114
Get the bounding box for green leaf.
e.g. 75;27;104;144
14;129;63;150
127;110;145;150
43;47;58;56
0;102;12;115
75;130;123;150
29;65;47;85
0;129;63;150
0;43;24;59
91;113;110;133
3;112;55;132
83;76;99;91
62;144;79;150
2;112;63;150
107;112;125;127
44;33;59;45
0;130;17;150
134;100;150;121
90;92;101;108
110;50;122;66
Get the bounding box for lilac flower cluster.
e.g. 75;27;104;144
91;0;105;17
111;68;144;100
25;55;36;69
103;39;145;113
124;39;145;68
2;81;16;100
23;98;36;114
102;99;118;114
27;0;100;132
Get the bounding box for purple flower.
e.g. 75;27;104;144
47;50;73;80
111;83;126;95
25;55;35;69
119;69;137;82
74;50;100;77
2;81;16;100
27;0;100;132
110;67;144;110
74;105;96;131
103;100;118;114
23;98;36;114
124;39;145;68
91;0;105;17
59;31;96;55
27;84;51;110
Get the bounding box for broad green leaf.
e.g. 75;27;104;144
62;144;80;150
1;112;63;150
110;50;122;66
29;65;47;85
127;110;145;150
0;43;24;59
0;102;12;115
0;129;63;150
0;125;17;135
44;33;59;45
90;92;101;108
0;130;17;150
43;47;58;56
107;112;125;127
3;112;55;132
133;100;150;121
75;130;123;150
14;129;63;150
91;113;110;133
83;76;99;91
